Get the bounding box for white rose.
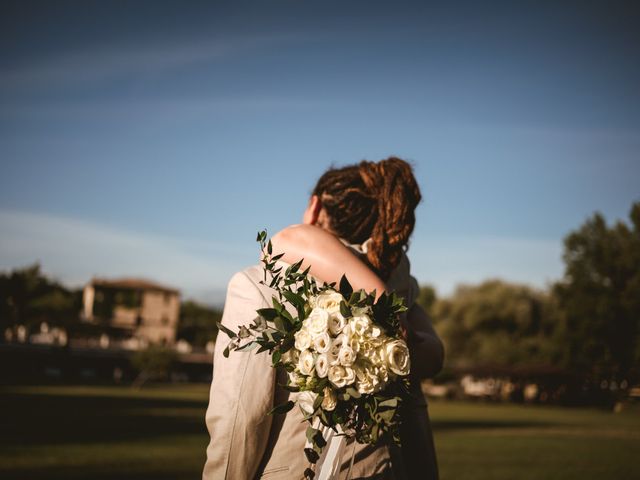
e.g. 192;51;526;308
321;387;337;411
342;323;353;338
384;339;411;376
351;314;371;336
315;290;344;313
343;366;356;385
348;335;361;353
294;328;312;351
298;350;315;376
313;332;332;354
329;334;345;358
375;365;389;384
307;308;330;335
328;365;347;388
356;375;375;394
328;312;346;335
315;353;329;378
288;371;302;385
338;346;356;366
370;325;382;338
298;390;317;416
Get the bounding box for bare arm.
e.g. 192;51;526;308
271;224;444;379
271;224;387;295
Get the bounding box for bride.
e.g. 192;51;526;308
270;157;443;479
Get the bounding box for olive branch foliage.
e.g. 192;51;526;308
217;230;410;479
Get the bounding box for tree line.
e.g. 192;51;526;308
2;202;638;386
0;266;222;348
418;202;640;386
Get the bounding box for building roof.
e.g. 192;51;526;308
89;277;180;294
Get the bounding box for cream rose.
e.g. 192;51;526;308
370;325;382;338
356;375;375;394
348;335;361;353
321;387;337;411
328;312;346;335
298;349;315;376
315;290;344;313
384;339;411;376
328;365;347;388
288;371;302;385
338;346;356;366
329;334;345;358
312;332;332;353
307;308;330;335
298;390;317;416
315;353;329;378
351;314;371;336
294;328;312;351
343;366;356;386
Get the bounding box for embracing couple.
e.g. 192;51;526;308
203;157;444;480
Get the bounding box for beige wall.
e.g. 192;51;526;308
135;291;180;344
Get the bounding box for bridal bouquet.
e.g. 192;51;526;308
219;231;411;480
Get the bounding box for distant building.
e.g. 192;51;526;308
83;278;180;345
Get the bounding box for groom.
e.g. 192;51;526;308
203;201;441;479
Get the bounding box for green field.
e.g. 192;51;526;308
0;384;638;479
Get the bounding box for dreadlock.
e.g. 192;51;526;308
312;157;422;280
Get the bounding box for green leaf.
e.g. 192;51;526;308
312;429;327;448
223;344;230;358
282;290;306;309
272;297;284;312
339;274;353;298
236;341;258;352
304;448;320;464
273;316;286;333
257;308;278;321
238;326;251;339
378;397;398;409
339;301;351;318
216;321;237;339
280;383;300;392
306;426;320;443
267;400;295;415
345;387;361;399
312;393;324;412
272;349;281;365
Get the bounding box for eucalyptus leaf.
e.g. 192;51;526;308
267;400;295;415
216;321;237;339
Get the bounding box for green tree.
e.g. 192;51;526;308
0;263;81;331
553;202;640;383
176;300;221;347
416;284;437;318
431;280;559;367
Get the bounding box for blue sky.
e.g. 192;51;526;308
1;0;639;304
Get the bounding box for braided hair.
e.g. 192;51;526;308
312;157;422;280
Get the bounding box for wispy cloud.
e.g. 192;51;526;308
0;209;565;303
0;33;294;90
0;209;251;305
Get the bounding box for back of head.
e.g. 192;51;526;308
312;157;422;280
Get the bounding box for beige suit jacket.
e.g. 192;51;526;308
203;252;435;480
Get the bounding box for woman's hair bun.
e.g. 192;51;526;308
313;156;422;279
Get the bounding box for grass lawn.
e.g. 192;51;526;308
0;384;638;479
